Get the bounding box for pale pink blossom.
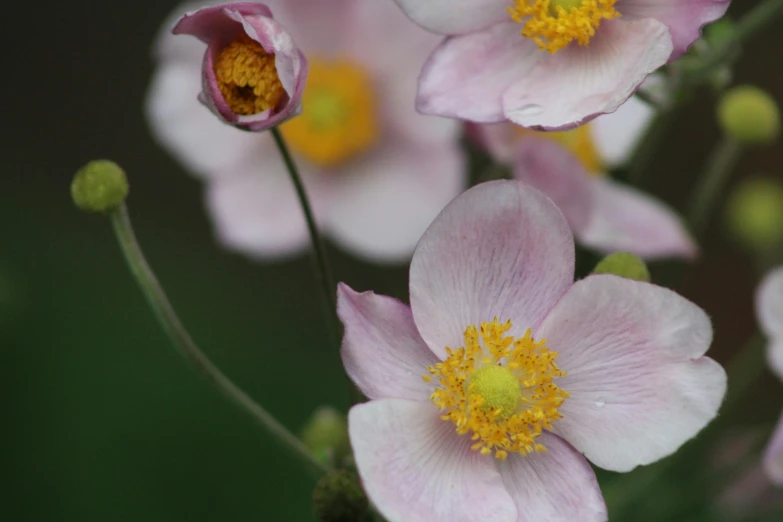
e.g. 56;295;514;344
756;267;783;485
471;95;696;259
340;180;726;521
147;1;465;262
394;0;730;130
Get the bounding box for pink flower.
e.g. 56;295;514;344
393;0;730;130
172;2;307;131
340;180;726;521
471;95;696;259
147;1;465;262
756;267;783;485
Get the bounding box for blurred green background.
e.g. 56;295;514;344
2;0;782;520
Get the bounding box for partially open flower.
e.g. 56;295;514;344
340;181;726;521
394;0;730;129
172;2;307;131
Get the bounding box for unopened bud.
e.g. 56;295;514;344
717;86;780;145
301;407;349;466
313;470;368;522
592;252;651;282
71;160;129;213
725;177;783;253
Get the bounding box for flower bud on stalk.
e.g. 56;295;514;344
718;86;780;145
301;406;350;466
725;177;783;253
71;160;129;213
592;252;651;282
173;2;308;131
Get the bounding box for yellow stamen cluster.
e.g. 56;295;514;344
509;0;620;54
281;59;378;167
423;319;569;460
518;125;604;175
214;34;285;115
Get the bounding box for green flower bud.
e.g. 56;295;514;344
717;86;780;145
725;177;783;253
301;407;350;466
313;470;368;522
592;252;651;282
71;160;129;213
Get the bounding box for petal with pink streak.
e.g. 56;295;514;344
590;93;655;169
205;140;326;259
173;2;273;43
409;180;574;358
502;18;672;130
537;275;727;472
621;0;731;59
338;284;438;401
325;144;466;263
499;432;607;522
417;22;540;123
763;411;783;486
577;178;697;260
512;137;594;236
392;0;510;35
349;399;517;522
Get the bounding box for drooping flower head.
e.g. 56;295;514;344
471;94;696;259
147;1;465;261
172;2;307;131
340;180;726;521
394;0;731;129
756;267;783;485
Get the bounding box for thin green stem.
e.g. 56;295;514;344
687;136;742;237
111;203;328;479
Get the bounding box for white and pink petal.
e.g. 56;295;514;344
392;0;510;35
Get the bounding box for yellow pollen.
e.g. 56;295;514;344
425;319;569;460
518;125;604;175
281;59;379;167
214;34;285;116
509;0;620;54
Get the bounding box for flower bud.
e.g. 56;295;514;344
725;177;783;253
71;160;129;213
313;470;369;522
717;86;780;145
592;252;651;282
173;3;307;131
301;406;349;466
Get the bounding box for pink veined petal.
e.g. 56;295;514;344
324;143;466;263
577;177;698;260
536;274;727;472
502;18;672;131
409;180;574;358
590;93;655;168
152;1;214;62
512;137;594;236
205;139;326;260
173;2;274;44
392;0;510;35
499;432;607;522
417;22;541;123
756;266;783;338
348;399;518;522
337;284;439;401
621;0;731;59
763;411;783;486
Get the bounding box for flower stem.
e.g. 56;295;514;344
687;136;742;238
110;203;328;479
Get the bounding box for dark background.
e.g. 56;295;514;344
1;1;781;520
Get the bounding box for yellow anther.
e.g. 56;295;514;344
281;59;379;167
427;319;569;459
214;34;285;115
509;0;620;54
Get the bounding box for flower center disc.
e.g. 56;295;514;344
424;319;569;460
509;0;620;54
281;59;379;168
214;34;285;115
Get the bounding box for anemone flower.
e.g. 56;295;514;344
339;180;726;521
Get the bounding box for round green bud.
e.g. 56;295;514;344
313;470;368;522
71;160;129;213
717;86;780;145
592;252;651;282
725;177;783;253
301;407;350;466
